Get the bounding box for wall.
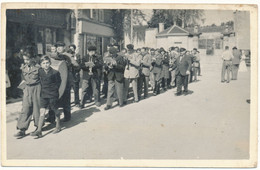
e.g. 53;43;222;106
234;11;250;50
145;28;158;48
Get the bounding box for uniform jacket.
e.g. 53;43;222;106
138;52;151;77
124;51;142;79
151;53;163;74
173;54;192;76
39;67;61;99
232;50;242;65
105;54;126;83
81;54;103;80
67;51;81;82
21;63;41;86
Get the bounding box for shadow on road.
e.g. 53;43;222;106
62;107;100;130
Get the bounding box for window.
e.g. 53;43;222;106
99;10;104;22
199;39;207;49
215;38;222;49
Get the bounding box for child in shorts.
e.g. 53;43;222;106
31;55;61;138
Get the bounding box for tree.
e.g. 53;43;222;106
148;9;205;28
111;9;147;45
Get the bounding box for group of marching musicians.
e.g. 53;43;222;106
14;41;201;138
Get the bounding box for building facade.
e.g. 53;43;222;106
71;9;115;58
6;9;71;56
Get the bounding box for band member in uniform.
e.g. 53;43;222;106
151;49;163;95
149;48;156;91
137;47;151;100
161;48;170;91
50;41;72;122
104;47;126;110
123;44;142;103
192;48;200;81
80;46;103;108
102;44;113;99
14;50;41;138
67;44;81;107
169;47;178;87
173;48;191;96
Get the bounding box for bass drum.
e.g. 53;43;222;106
50;58;68;99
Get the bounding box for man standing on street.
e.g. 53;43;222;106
123;44;142;103
231;46;242;80
49;41;72;122
67;44;81;107
173;48;191;96
80;46;103;108
221;46;233;83
104;47;126;110
137;47;151;100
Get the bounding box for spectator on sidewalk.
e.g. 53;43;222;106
231;46;242;80
221;46;233;83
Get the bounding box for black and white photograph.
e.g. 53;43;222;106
1;2;258;168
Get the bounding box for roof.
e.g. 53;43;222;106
156;25;234;38
156;25;190;37
185;25;233;33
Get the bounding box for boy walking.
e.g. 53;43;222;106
31;56;62;138
14;51;41;138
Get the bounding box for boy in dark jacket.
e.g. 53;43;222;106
31;55;61;138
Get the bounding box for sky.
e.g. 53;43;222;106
141;9;234;26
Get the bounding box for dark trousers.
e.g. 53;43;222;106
71;81;80;104
198;62;201;75
102;72;108;97
221;61;232;82
193;67;199;81
107;80;124;106
81;77;101;106
17;84;41;130
176;73;189;94
137;74;149;99
189;69;193;83
161;77;170;89
153;72;162;94
231;64;239;80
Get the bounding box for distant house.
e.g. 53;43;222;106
143;23;235;56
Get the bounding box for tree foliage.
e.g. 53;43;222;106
111;9;147;43
148;9;205;29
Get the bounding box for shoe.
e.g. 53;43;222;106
75;104;80;108
134;100;139;103
95;102;101;107
226;81;230;83
31;131;42;138
14;130;25;137
123;101;127;105
175;92;181;96
221;81;225;83
79;104;84;109
63;117;71;122
104;105;111;110
52;128;61;134
46;116;55;124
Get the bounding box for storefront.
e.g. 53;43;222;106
73;9;115;58
6;9;71;56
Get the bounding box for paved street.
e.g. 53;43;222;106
5;55;250;160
